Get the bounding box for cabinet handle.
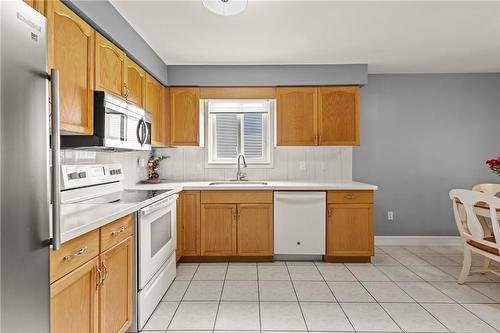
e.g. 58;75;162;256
63;247;87;261
111;226;127;236
101;261;109;285
328;209;332;217
344;194;355;200
96;264;103;289
233;208;237;221
123;83;129;98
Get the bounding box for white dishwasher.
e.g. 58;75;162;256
274;191;326;255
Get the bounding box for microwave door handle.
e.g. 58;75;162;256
136;119;144;144
142;120;148;144
50;69;61;251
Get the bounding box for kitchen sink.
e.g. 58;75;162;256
208;181;268;186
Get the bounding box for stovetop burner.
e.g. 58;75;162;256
80;189;171;204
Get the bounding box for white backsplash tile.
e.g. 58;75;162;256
61;145;352;185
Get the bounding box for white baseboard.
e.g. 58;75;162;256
375;236;462;246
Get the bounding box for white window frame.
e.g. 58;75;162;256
204;99;274;168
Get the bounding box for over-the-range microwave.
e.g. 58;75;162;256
61;91;151;151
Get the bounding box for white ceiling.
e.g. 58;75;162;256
110;0;500;73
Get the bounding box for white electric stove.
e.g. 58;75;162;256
60;164;178;332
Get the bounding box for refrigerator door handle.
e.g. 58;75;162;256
50;68;61;251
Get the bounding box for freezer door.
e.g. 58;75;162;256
1;2;50;332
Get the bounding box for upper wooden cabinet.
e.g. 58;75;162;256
47;0;94;134
146;74;164;145
318;87;360;145
170;87;200;146
125;57;146;108
24;0;45;15
276;86;360;146
277;87;317;146
95;32;126;98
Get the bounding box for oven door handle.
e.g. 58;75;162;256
141;194;178;216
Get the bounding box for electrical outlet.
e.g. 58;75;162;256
388;211;394;221
299;161;306;170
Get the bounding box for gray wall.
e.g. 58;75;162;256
65;0;168;85
166;64;367;86
354;74;500;236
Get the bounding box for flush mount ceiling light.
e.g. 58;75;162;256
202;0;248;16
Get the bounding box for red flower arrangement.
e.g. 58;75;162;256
486;157;500;176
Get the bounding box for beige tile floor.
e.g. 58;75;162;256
141;245;500;332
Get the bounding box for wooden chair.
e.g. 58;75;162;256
473;183;500;196
449;189;500;284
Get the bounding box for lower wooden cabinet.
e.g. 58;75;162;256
326;191;374;261
199;196;273;257
200;204;237;256
179;191;201;257
50;257;99;333
237;204;273;256
99;237;133;333
50;215;134;333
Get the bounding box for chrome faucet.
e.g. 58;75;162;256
236;154;247;181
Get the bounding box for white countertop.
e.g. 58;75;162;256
130;180;378;191
60;180;377;244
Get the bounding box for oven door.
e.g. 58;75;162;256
138;194;177;290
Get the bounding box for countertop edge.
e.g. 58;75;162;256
61;180;377;244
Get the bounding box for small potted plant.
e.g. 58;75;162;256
146;155;168;183
486;157;500;176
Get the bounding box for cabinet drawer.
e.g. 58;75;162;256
201;191;273;204
50;229;99;283
100;214;134;252
327;191;373;204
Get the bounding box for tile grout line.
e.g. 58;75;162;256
379;247;500;332
315;261;356;332
164;263;201;332
344;263;405;333
284;263;309;332
256;263;262;333
211;263;229;332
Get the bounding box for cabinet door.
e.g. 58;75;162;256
24;0;45;15
201;204;237;256
48;0;94;134
326;203;374;256
276;87;317;146
176;194;183;261
180;191;201;256
237;204;273;256
146;74;163;145
50;257;99;333
318;86;360;146
99;237;133;333
125;57;146;107
170;87;200;146
95;32;126;98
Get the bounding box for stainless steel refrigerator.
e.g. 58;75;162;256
1;2;61;332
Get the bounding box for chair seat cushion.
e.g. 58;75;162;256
467;236;499;255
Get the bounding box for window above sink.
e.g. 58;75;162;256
205;99;274;167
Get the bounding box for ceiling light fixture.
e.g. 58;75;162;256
202;0;247;16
